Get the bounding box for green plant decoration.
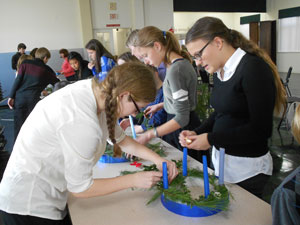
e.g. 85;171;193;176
120;160;230;212
195;83;214;122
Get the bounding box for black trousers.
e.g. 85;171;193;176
162;111;210;163
237;173;270;198
0;210;72;225
14;99;39;141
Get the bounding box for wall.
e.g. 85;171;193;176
143;0;174;30
0;0;83;53
90;0;174;55
0;0;84;102
90;0;132;29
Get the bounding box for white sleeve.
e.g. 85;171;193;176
57;119;102;193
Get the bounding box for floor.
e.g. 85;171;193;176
0;72;299;224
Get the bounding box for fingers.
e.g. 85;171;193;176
125;153;133;159
119;119;130;130
135;171;162;188
167;161;178;182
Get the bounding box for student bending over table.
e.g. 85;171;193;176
0;62;178;225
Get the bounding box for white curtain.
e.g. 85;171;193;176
278;17;300;52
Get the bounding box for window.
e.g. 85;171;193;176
278;16;300;52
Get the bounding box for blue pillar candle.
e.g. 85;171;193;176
163;162;169;189
129;115;137;139
202;155;210;198
219;148;225;185
183;147;188;176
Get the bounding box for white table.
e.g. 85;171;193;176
68;138;272;225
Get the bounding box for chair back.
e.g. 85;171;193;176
285;66;293;84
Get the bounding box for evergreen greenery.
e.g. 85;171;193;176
103;142;166;157
195;83;214;122
120;160;230;212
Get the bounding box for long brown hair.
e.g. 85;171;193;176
93;62;157;156
135;26;192;65
186;16;286;115
85;39;115;74
292;105;300;144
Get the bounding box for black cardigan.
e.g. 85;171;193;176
194;53;276;157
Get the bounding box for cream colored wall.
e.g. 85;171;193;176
0;0;83;53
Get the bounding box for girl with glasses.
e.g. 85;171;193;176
179;16;286;198
0;63;178;225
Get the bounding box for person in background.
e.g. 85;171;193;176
117;51;140;65
68;51;92;81
179;16;286;198
85;39;116;82
57;49;75;81
134;26;204;162
0;63;178;225
11;43;26;71
7;47;59;140
120;65;167;134
15;54;34;77
270;105;300;225
125;29;141;59
29;48;38;58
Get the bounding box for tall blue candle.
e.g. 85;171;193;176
129;115;137;139
183;147;188;176
162;162;169;189
202;155;210;198
219;148;225;185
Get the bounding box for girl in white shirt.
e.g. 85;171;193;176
0;62;178;225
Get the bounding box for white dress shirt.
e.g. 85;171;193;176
0;79;125;219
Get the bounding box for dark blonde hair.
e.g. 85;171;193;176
35;47;51;60
93;62;156;156
16;54;34;71
118;52;140;63
135;26;192;65
186;16;286;115
292;105;300;144
125;29;139;48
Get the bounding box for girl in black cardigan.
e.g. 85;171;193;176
179;17;286;197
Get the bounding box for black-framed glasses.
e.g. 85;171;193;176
129;95;141;114
192;40;212;61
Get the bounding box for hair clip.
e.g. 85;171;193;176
162;31;166;39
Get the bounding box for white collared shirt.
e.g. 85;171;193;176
212;48;272;183
0;79;126;219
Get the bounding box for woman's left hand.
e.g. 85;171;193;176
185;133;211;150
155;159;178;183
119;119;130;131
136;130;154;145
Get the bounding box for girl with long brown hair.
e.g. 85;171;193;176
0;62;177;225
85;39;116;82
179;16;286;198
